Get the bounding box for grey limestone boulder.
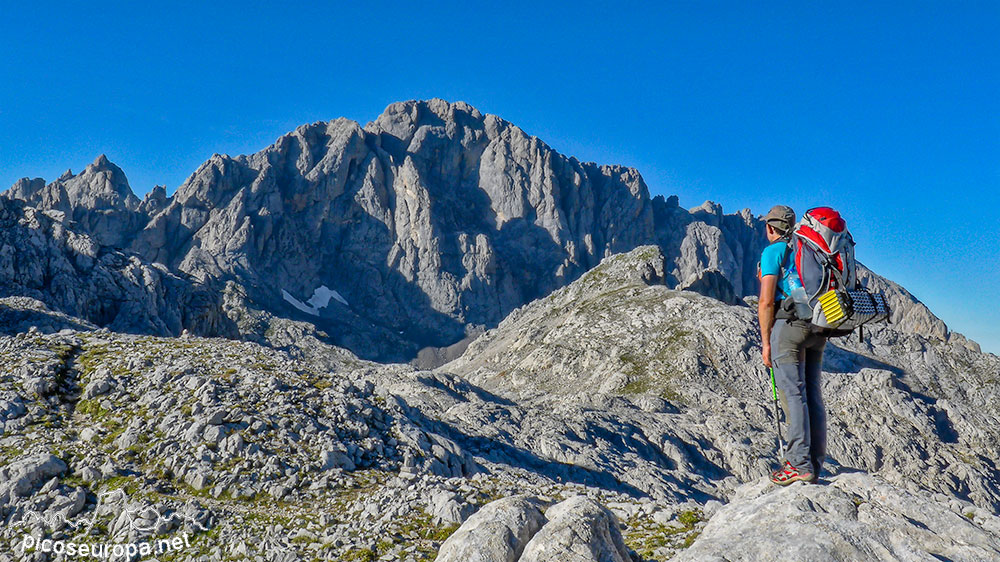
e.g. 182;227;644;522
82;377;111;399
519;496;633;562
320;449;356;471
428;490;476;525
0;454;68;507
0;395;26;423
436;495;546;562
438;495;633;562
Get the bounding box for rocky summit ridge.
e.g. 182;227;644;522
0;100;997;561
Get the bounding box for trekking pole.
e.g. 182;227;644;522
769;367;785;458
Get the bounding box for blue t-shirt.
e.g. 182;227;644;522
760;241;798;299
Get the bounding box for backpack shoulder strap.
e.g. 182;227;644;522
780;241;793;269
774;241;794;299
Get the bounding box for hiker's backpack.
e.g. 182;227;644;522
777;207;891;334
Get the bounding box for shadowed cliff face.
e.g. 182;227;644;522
0;197;233;338
2;99;956;361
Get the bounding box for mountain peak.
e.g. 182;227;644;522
85;154;127;178
1;153;144;248
375;98;483;122
365;98;492;144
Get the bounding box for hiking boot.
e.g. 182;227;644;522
770;461;814;486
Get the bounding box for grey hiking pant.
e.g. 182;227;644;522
770;318;827;474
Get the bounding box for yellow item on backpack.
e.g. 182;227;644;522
817;290;849;326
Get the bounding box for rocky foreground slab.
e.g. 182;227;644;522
674;472;1000;562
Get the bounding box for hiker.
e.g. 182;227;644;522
757;205;825;485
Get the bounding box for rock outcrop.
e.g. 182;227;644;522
0;454;68;508
673;473;1000;561
439;495;634;562
437;496;546;562
0;197;232;337
520;496;634;562
6;155;147;249
442;246;1000;511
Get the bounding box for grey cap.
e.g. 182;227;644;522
763;205;796;233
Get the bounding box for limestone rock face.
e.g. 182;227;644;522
652;198;761;298
138;184;170;217
676;268;738;305
124;100;657;361
5;155;146;249
672;472;1000;562
0;197;231;337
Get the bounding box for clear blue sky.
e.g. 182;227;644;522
2;2;998;353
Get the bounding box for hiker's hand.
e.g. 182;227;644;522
762;344;772;368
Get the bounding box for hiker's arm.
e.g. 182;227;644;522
758;274;778;367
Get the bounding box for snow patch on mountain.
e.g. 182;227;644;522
282;286;349;316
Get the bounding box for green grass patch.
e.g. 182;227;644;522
677;509;703;527
624;508;704;558
77;344;111;375
75;399;109;419
341;548;376;562
621;377;652;395
101;475;141;495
